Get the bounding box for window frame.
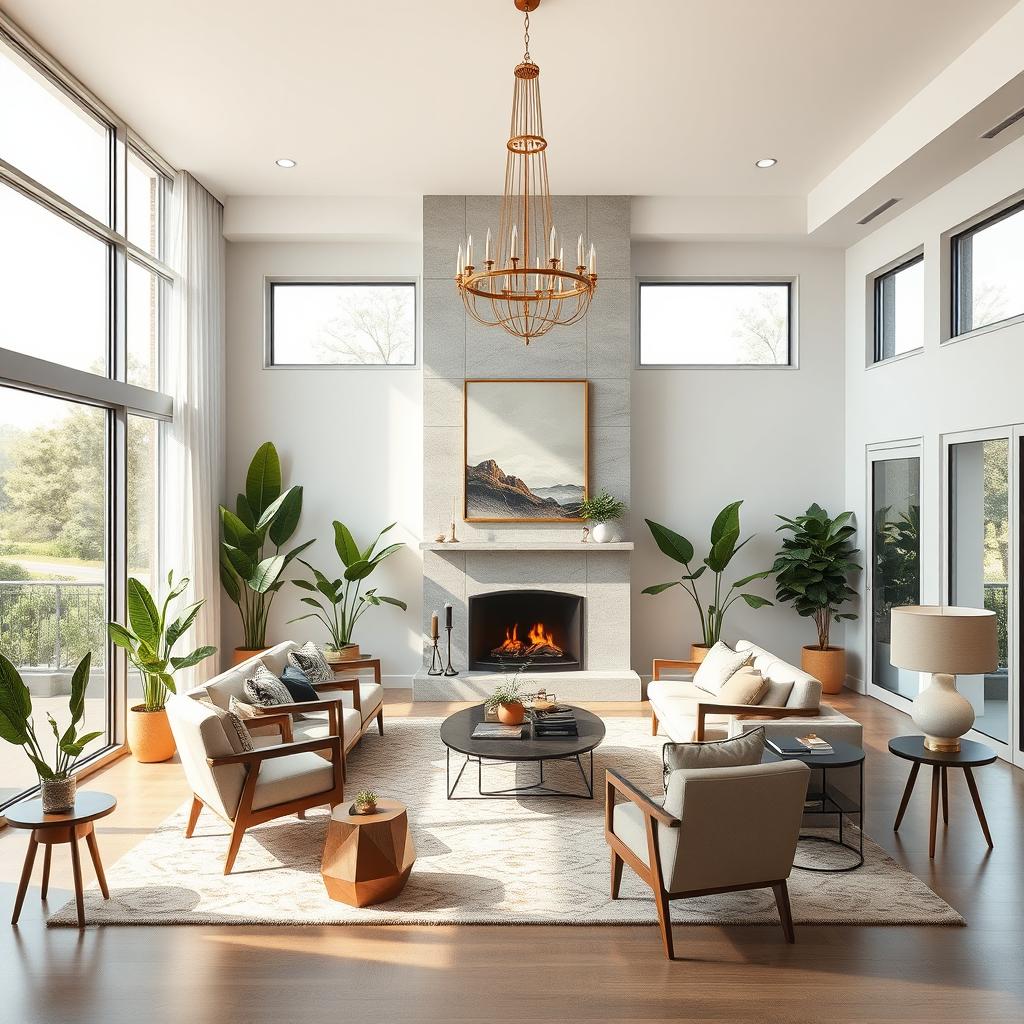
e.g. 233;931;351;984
635;277;798;370
263;277;420;369
869;249;925;366
948;194;1024;342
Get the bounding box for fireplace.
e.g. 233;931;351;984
468;590;584;672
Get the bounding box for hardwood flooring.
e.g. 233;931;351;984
1;691;1022;1023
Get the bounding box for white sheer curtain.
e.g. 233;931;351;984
166;171;225;685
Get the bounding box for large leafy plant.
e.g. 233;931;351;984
873;504;920;642
289;521;407;648
108;572;217;711
219;442;313;649
772;504;861;650
0;651;103;781
642;501;772;648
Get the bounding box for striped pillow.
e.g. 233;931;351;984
287;642;335;683
243;662;293;707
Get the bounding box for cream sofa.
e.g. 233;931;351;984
647;640;862;747
186;641;385;756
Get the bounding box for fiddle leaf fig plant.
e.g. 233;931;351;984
642;500;772;647
289;521;407;649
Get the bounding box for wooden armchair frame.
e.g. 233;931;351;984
186;734;345;875
604;768;794;960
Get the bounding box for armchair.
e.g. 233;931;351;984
166;695;345;874
605;758;810;959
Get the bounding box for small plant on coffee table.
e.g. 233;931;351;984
354;789;378;814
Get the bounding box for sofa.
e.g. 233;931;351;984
185;641;385;756
647;639;863;747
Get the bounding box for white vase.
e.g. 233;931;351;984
591;521;618;543
912;673;975;752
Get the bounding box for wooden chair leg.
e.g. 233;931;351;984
651;712;659;737
610;849;624;899
69;827;85;929
940;766;949;825
11;835;38;925
773;881;795;943
893;761;920;832
297;809;306;820
185;796;203;838
85;826;110;900
40;843;52;901
652;885;675;960
376;706;385;736
963;767;994;848
223;818;248;875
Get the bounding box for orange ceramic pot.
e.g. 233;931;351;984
801;645;846;695
690;643;712;664
497;701;526;725
127;706;176;763
232;646;269;666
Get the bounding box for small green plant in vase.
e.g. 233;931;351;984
485;675;526;725
354;789;378;815
578;490;628;543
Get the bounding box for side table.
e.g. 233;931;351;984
889;735;996;858
6;790;117;929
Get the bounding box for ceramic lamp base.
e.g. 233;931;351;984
912;673;974;754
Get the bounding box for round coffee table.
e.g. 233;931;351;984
440;704;606;799
889;735;996;858
6;790;116;929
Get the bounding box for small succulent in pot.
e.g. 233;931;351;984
485;677;526;725
577;490;628;543
354;789;378;814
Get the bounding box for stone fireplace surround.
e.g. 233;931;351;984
414;195;641;701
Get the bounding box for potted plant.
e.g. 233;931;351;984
289;520;407;662
578;490;628;543
643;501;772;662
219;442;314;664
486;677;526;725
108;573;217;763
354;789;378;815
772;503;861;694
0;651;104;812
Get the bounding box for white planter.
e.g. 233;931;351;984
591;521;620;543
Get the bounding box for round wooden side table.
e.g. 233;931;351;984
889;735;996;858
321;798;415;907
6;790;117;929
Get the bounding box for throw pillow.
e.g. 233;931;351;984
243;662;293;707
662;726;766;783
287;642;334;683
692;641;751;695
228;695;260;721
280;664;319;703
199;699;253;754
717;666;769;706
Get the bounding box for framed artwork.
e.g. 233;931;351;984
464;379;589;522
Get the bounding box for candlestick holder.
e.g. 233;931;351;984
443;624;459;676
426;635;443;676
448;519;459;543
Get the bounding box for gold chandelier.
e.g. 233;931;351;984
455;0;597;345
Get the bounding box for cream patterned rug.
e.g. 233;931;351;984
49;716;963;927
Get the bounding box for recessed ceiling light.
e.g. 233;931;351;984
755;158;778;168
275;158;297;168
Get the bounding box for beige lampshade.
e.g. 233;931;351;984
890;605;998;675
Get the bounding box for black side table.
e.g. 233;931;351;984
764;738;865;872
889;735;996;858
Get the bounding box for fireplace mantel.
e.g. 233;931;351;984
419;541;633;552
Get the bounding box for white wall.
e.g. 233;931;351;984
630;242;847;676
843;134;1024;691
223;241;424;684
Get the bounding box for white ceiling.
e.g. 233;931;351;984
3;0;1018;201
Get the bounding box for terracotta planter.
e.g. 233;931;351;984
232;646;269;666
128;706;177;763
801;645;846;695
329;643;361;663
690;643;712;664
355;802;377;816
497;701;525;725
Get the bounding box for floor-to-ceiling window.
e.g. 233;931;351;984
0;17;174;809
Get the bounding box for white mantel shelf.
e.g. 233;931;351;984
419;541;633;552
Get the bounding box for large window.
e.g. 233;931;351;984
952;198;1024;337
872;253;924;363
0;19;173;810
637;281;794;367
267;280;417;367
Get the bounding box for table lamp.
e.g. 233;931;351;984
889;605;997;752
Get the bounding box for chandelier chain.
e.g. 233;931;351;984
523;10;531;62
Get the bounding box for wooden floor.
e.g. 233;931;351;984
1;690;1022;1024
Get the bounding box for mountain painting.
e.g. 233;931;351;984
464;379;589;522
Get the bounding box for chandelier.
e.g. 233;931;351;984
455;0;597;344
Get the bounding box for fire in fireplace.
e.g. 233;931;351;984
468;590;583;672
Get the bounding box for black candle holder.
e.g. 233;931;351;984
427;635;443;676
443;624;459;676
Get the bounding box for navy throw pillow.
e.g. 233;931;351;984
280;665;319;703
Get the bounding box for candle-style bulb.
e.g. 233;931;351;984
589;243;596;275
510;224;519;260
558;246;564;267
549;225;556;259
466;235;473;268
577;233;584;268
485;227;492;262
456;243;463;275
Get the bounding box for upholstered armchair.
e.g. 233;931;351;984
166;695;345;874
605;758;810;959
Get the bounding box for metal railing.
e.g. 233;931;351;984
0;581;106;670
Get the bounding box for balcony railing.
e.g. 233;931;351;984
0;580;106;670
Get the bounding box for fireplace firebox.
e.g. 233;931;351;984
468;590;584;672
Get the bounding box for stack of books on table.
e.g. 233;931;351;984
532;709;578;738
767;734;834;756
471;723;525;740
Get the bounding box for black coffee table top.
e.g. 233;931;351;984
5;790;117;830
440;705;606;761
763;736;865;769
888;735;996;768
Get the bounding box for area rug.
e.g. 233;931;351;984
49;716;963;927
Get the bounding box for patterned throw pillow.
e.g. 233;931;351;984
199;699;254;754
228;695;260;721
287;642;335;683
243;662;293;707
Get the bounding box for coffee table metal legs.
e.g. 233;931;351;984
446;747;595;799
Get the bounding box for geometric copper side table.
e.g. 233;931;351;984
889;735;996;859
321;799;415;907
6;791;116;929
